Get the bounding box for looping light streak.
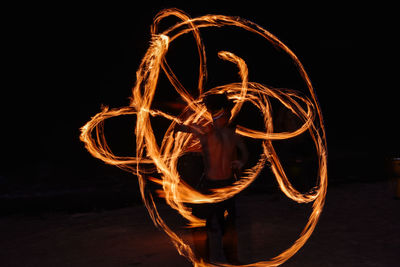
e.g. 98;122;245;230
80;8;328;267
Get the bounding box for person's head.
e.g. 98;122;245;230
203;93;232;128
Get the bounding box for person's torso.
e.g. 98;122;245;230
203;127;237;180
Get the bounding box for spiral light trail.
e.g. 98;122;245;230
80;8;328;267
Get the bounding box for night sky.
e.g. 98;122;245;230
2;2;396;205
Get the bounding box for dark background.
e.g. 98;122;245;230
1;2;397;215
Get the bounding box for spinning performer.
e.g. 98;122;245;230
175;93;248;264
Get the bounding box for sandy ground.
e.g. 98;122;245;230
0;180;399;267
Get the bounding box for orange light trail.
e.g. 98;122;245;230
80;8;328;267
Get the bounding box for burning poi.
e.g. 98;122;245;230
80;8;328;267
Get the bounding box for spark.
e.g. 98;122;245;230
80;8;328;267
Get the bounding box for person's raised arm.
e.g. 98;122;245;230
174;122;205;137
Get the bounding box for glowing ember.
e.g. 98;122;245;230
80;8;327;267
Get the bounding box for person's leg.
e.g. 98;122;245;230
192;226;209;262
221;198;240;264
191;201;211;262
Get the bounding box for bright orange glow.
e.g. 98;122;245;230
80;8;328;267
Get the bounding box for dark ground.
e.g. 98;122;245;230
1;179;399;267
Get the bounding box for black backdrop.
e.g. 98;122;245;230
2;2;396;213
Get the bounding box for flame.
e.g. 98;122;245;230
80;8;328;267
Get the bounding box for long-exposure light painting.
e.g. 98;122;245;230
80;8;328;267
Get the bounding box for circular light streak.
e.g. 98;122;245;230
80;8;328;267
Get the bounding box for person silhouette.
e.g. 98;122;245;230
175;93;248;264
